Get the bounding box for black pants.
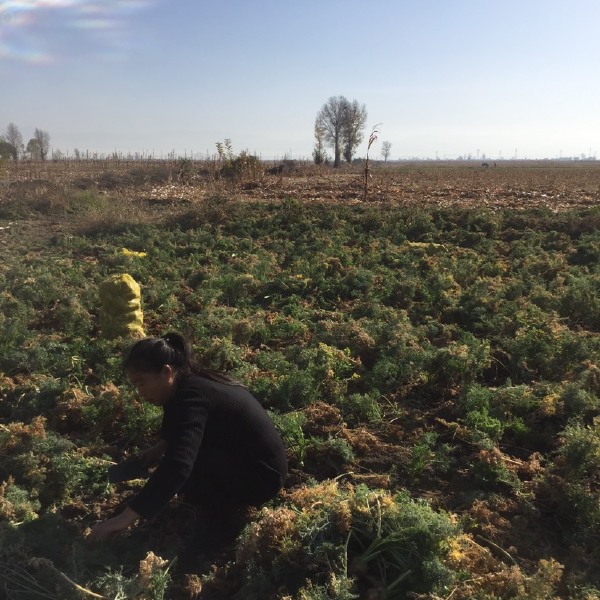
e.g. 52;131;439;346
179;447;285;515
176;448;285;558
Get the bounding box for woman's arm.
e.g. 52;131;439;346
127;398;208;520
87;506;140;541
139;439;168;467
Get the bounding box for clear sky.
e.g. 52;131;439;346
1;0;599;160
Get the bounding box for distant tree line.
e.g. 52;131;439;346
1;117;394;166
0;123;51;161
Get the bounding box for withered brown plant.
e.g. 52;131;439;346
363;123;381;201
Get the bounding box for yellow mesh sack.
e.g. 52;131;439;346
99;273;145;339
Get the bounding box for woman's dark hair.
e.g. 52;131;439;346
123;332;238;385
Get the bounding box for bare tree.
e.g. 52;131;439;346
315;96;348;168
313;96;367;167
0;139;16;160
315;96;367;167
381;141;392;162
33;128;51;160
3;123;23;161
26;137;42;160
342;99;367;164
312;120;328;165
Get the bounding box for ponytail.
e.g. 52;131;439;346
123;332;241;385
160;332;193;373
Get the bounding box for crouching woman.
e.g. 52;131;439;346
88;332;288;542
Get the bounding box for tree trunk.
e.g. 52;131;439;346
334;142;341;168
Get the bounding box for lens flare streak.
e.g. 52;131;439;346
0;0;155;63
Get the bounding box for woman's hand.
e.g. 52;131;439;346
87;507;140;541
139;439;168;467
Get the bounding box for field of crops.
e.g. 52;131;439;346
1;160;599;599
